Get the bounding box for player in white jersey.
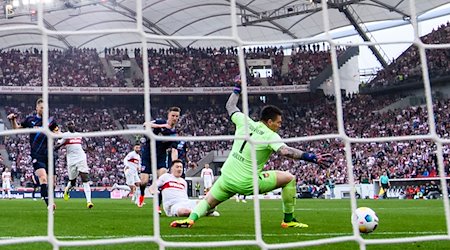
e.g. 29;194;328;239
112;143;142;203
200;164;214;194
2;167;12;199
158;160;219;217
55;121;93;209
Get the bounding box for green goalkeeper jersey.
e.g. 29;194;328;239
220;112;286;187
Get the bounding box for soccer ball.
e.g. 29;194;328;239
352;207;379;233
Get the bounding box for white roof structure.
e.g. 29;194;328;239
0;0;448;55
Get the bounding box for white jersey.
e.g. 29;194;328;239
157;173;188;210
2;171;11;188
58;132;87;165
201;168;214;181
2;171;11;183
123;151;141;173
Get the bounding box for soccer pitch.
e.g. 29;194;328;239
0;199;448;249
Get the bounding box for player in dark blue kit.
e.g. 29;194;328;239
7;98;59;211
139;106;181;209
31;174;40;201
176;140;190;178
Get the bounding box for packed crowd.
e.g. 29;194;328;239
0;47;127;88
367;21;450;88
133;45;340;87
0;43;341;88
3;91;450;189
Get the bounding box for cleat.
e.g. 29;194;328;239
137;196;144;207
281;218;309;228
170;219;194;228
63;188;70;201
87;202;94;209
241;200;247;203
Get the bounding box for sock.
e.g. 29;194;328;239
116;185;131;191
65;181;72;192
140;184;146;197
282;179;296;222
133;189;139;201
41;184;49;206
2;191;4;198
7;190;11;198
188;200;210;221
83;182;92;203
158;192;162;207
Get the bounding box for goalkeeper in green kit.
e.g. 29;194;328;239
171;76;333;228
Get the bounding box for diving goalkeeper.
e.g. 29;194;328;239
171;77;332;228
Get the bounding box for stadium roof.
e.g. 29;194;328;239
0;0;448;52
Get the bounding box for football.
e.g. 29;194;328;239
352;207;379;233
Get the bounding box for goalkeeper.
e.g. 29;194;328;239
171;76;332;228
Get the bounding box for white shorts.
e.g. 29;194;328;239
2;181;11;190
204;179;212;189
165;200;197;217
125;169;141;186
68;160;89;180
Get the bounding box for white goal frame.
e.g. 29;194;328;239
0;0;449;249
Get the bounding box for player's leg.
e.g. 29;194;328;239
138;172;149;207
34;161;50;207
133;177;141;203
64;163;78;201
79;172;93;208
156;167;167;212
7;185;11;199
171;177;232;227
1;184;5;198
259;170;308;228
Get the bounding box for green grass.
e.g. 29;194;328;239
0;198;448;249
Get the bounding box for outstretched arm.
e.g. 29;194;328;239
226;93;240;116
226;79;242;116
277;145;333;168
7;113;22;129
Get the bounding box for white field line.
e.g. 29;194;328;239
0;231;446;240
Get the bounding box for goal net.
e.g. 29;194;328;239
0;0;449;249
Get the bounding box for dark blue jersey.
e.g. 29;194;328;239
141;119;177;168
153;119;177;167
21;115;58;160
176;141;188;165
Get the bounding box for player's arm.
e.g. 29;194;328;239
7;113;23;129
171;148;178;161
200;169;204;178
123;152;131;166
143;120;170;129
276;145;333;168
54;138;66;151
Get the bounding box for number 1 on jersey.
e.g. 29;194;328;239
239;133;253;153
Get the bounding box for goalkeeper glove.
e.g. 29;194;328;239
301;152;317;163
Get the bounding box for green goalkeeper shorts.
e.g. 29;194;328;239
209;170;278;202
